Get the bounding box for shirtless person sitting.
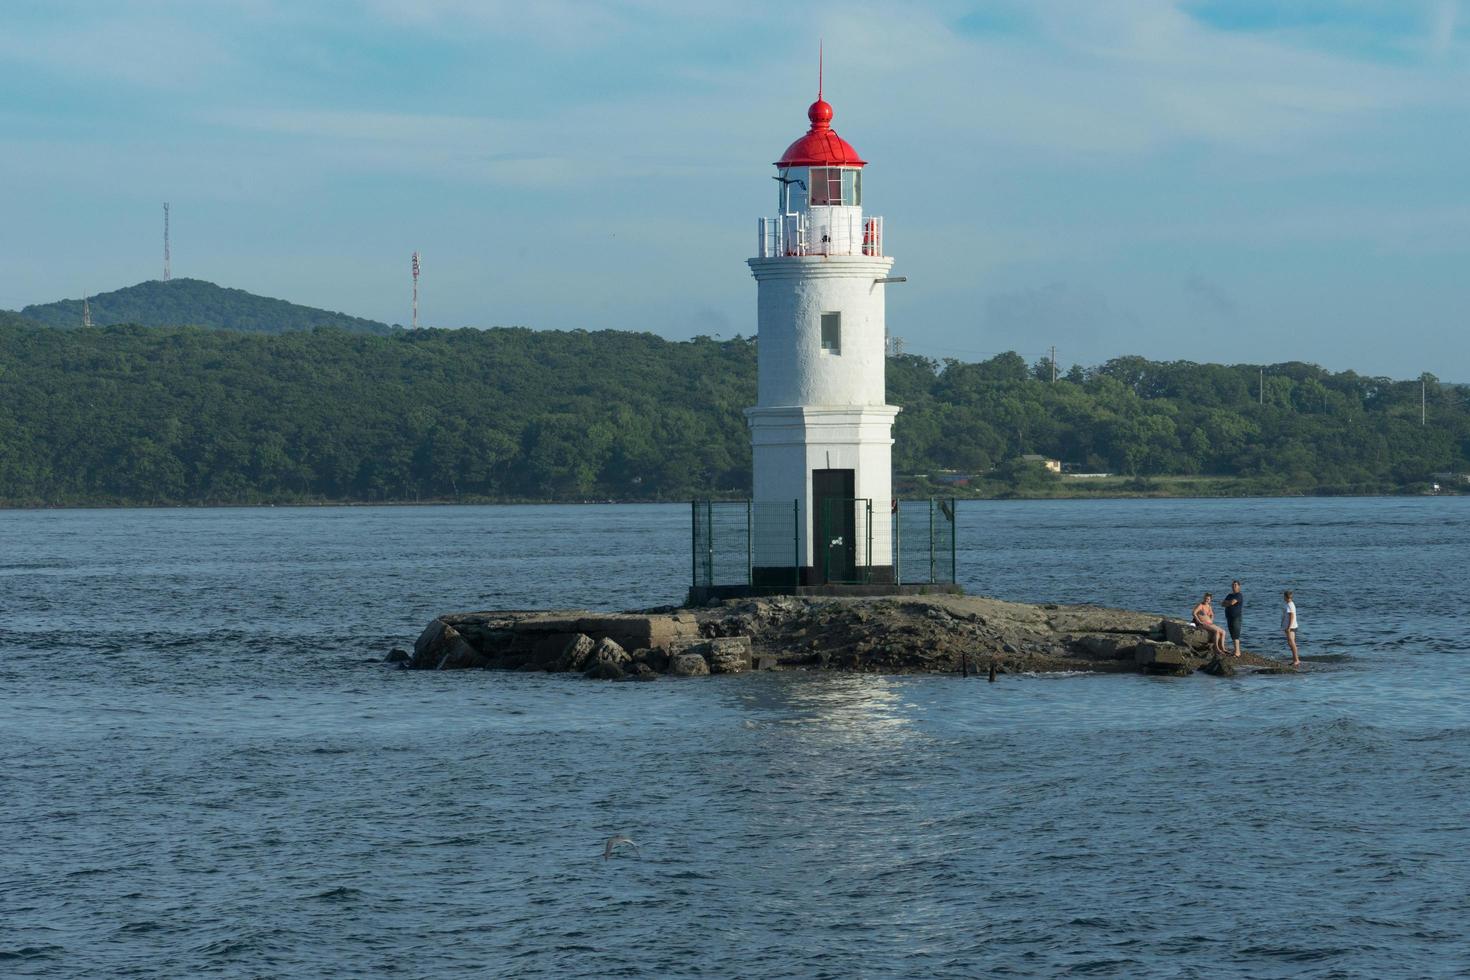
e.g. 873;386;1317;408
1192;592;1229;656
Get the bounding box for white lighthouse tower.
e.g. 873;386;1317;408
747;81;899;586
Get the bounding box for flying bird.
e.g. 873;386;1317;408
603;835;641;861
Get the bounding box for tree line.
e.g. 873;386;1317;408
0;320;1464;505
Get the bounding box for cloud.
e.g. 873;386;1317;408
4;0;1470;378
814;0;1464;165
1430;0;1460;58
0;10;237;88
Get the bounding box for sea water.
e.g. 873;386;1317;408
2;498;1467;977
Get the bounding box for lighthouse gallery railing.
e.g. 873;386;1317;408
757;214;883;259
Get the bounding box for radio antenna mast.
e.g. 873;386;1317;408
163;202;171;281
411;251;421;329
82;295;93;328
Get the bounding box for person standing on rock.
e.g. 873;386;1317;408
1282;590;1300;668
1192;593;1228;656
1223;580;1244;658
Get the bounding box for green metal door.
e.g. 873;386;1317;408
812;469;855;584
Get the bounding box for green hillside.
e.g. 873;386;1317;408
20;278;392;335
0;310;41;329
0;320;1464;506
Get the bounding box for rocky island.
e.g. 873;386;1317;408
400;594;1295;679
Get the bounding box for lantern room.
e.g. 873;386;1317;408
760;96;882;259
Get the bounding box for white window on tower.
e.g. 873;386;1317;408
820;312;842;354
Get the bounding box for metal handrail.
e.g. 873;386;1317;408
756;214;885;258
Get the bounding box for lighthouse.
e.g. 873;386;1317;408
746;83;899;586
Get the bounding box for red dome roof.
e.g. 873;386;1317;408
776;97;866;168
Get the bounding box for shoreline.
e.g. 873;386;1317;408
1;486;1458;512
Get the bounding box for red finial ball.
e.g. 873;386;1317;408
808;98;833;130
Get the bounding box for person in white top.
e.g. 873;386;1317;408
1281;590;1300;668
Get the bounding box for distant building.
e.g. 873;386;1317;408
1020;454;1062;474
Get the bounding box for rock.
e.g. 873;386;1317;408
591;636;631;667
632;647;670;673
413;618;449;660
583;660;625;681
408;619;488;670
1045;606;1160;634
1164;620;1213;652
667;636;752;673
616;663;660;682
669;653;711;677
706;636;752;674
1072;635;1137;659
510;612;699;656
410;595;1279;680
434;624;487;670
1134;640;1192;668
552;633;597;672
1200;656;1236;677
384;648;410;663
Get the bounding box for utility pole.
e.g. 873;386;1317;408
1259;367;1264;406
162;202;171;281
1049;345;1057;383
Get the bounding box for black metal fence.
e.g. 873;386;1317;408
894;497;957;586
691;497;957;588
690;500;752;589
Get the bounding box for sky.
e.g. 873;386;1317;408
1;0;1467;378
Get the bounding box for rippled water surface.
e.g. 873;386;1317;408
2;498;1468;977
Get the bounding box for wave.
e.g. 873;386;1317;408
0;945;65;961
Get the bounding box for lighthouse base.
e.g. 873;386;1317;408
746;404;901;574
752;563;896;589
687;581;963;607
690;496;960;603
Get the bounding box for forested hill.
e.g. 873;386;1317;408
0;310;41;329
0;320;1465;506
20;279;393;335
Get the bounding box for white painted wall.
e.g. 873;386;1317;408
747;406;897;566
748;255;894;408
746;250;900;571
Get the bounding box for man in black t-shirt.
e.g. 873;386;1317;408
1223;580;1244;657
